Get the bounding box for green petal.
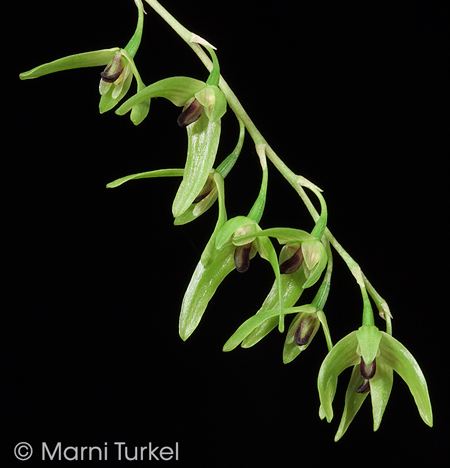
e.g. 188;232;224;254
196;85;227;122
116;77;206;115
215;216;255;250
173;188;218;226
179;244;236;341
200;172;228;267
334;365;369;441
243;267;306;350
121;49;150;125
302;240;328;289
223;305;316;352
106;169;184;188
99;65;134;113
317;331;360;423
370;360;393;432
233;227;314;245
379;332;433;427
19;48;119;80
172;112;221;218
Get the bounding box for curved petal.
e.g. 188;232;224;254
243;267;306;350
379;332;433;427
317;331;359;422
115;77;206;115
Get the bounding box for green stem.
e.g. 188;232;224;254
144;0;389;323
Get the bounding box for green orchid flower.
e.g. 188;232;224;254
231;188;330;348
19;0;149;124
106;115;245;228
114;75;224;218
179;144;286;339
318;324;433;441
180;214;282;340
116;45;227;218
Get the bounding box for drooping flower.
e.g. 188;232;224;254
318;325;433;441
19;0;149;124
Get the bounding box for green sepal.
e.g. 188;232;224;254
310;189;328;240
379;332;433;427
179;244;236;341
223;305;316;352
173;176;217;226
99;51;135;114
301;239;328;289
124;0;145;59
317;331;360;423
334;364;370;441
369;360;394;432
116;77;206;116
204;46;221;87
216;116;245;178
247;146;268;224
241;267;307;349
106;168;184;189
200;172;228;266
255;234;285;332
356;325;382;365
172;112;221;218
121;49;150;125
215;216;256;250
19;48;119;80
232;227;314;245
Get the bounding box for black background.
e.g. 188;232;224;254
4;1;447;466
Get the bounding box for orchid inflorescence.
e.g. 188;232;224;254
19;0;432;441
